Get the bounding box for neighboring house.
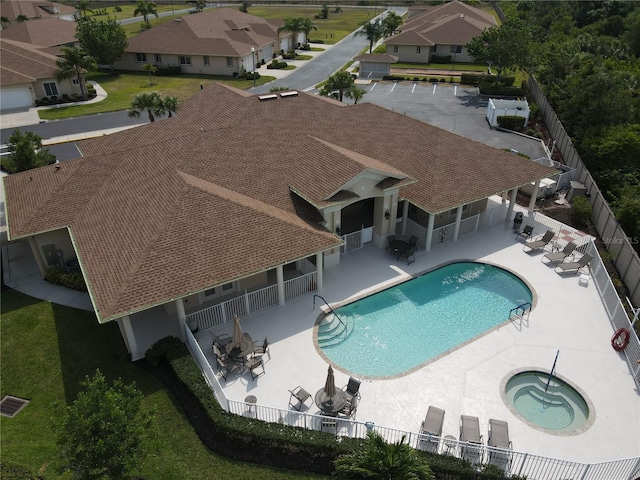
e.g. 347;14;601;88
0;0;78;23
384;0;496;64
2;83;556;360
0;17;79;54
354;53;398;80
115;8;291;76
0;38;76;110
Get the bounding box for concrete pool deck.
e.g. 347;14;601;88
196;217;640;465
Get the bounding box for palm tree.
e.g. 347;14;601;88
128;92;161;122
75;0;93;18
278;17;303;50
141;62;157;85
16;14;29;23
357;20;383;54
319;70;354;102
134;0;158;29
298;17;317;46
156;95;178;118
1;16;11;28
346;85;366;104
187;0;206;12
56;47;97;100
334;431;433;480
382;12;403;38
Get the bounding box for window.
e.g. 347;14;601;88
179;55;191;65
431;45;437;53
416;46;421;54
450;45;462;54
154;53;162;64
448;204;469;220
203;55;210;66
43;82;58;96
226;57;233;67
135;52;147;62
72;78;80;85
222;282;233;291
204;288;216;297
392;45;398;54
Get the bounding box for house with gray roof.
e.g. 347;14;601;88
384;0;496;64
115;8;292;77
2;83;556;359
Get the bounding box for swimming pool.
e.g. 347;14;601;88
317;262;532;378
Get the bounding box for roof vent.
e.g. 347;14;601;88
279;91;298;98
1;396;29;418
258;94;278;101
460;14;465;18
174;18;182;22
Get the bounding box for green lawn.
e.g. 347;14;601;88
0;288;326;479
38;71;275;120
87;3;179;23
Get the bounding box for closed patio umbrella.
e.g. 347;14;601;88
230;314;245;351
324;365;336;400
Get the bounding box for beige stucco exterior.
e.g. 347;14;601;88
387;44;473;64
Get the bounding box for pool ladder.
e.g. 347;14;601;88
509;302;532;321
314;295;352;347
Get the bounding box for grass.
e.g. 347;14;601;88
85;4;177;23
0;288;327;479
38;71;275;120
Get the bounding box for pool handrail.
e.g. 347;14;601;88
509;302;532;320
313;294;348;335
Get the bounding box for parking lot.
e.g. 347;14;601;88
350;80;548;161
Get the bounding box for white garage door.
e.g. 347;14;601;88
0;88;33;110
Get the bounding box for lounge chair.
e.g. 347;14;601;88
216;356;241;381
541;241;576;265
555;253;593;275
419;406;445;453
460;415;484;465
288;386;311;411
523;230;555;253
252;336;270;360
343;377;361;403
516;224;534;242
488;419;512;471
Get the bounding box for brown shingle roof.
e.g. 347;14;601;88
0;38;59;85
0;0;76;20
3;83;555;322
1;17;77;47
125;8;281;57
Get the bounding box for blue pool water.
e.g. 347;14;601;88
319;262;532;378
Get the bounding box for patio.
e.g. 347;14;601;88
194;214;640;465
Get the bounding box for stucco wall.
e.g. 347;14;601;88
32;229;75;268
116;52;241;76
33;77;75;99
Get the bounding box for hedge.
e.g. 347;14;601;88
267;61;288;70
44;267;87;292
145;337;517;479
497;115;527;131
460;74;515;87
430;54;452;64
155;66;182;76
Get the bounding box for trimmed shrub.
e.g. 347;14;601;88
282;50;296;60
571;195;592;228
497;115;526;131
300;44;311;51
382;75;405;81
155;66;182;76
44;267;87;292
267;60;288;69
245;72;261;80
308;39;324;44
114;5;122;11
478;83;526;97
430;54;452;63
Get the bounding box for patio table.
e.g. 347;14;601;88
315;387;347;415
227;333;254;362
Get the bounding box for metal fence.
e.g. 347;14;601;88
527;76;640;307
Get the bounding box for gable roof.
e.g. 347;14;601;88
353;53;398;63
0;0;76;20
385;0;496;47
0;38;60;85
125;8;283;57
1;17;78;48
3;83;555;322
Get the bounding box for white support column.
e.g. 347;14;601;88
120;315;141;361
175;298;186;341
276;265;285;305
506;188;518;222
27;236;46;277
453;205;463;241
401;201;409;235
528;180;540;214
425;213;435;252
316;252;323;292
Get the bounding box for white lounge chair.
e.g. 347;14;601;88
488;419;512;471
419;406;445;453
460;415;484;465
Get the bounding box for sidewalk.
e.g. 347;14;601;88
252;42;334;81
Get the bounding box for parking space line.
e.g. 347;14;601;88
432;84;437;94
370;82;377;91
454;86;457;96
411;83;416;93
391;82;397;92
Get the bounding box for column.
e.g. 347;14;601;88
528;180;540;214
120;315;141;361
506;188;517;222
175;298;186;341
425;213;435;252
453;205;463;241
276;265;285;305
315;252;323;292
28;236;46;277
401;201;409;235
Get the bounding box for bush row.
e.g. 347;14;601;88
155;66;182;76
460;74;515;86
146;337;518;479
44;267;87;292
267;60;288;69
497;115;527;131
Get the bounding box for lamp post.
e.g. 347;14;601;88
251;46;256;86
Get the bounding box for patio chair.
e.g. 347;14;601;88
460;415;484;465
402;244;417;265
211;331;232;349
487;419;512;471
523;230;555;253
515;224;534;242
252;336;270;360
216;356;241;381
555;253;593;275
342;377;361;403
409;235;418;247
541;241;577;265
386;235;396;251
321;412;338;434
339;394;359;420
213;344;229;361
419;406;445;453
288;386;311;411
247;356;265;380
